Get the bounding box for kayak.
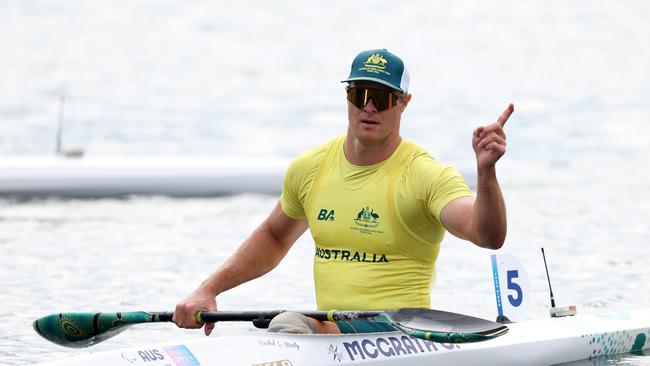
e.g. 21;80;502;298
35;308;650;366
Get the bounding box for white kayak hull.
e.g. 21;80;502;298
36;308;650;366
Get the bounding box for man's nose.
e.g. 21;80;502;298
363;98;378;113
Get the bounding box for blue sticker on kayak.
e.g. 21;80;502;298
163;345;201;366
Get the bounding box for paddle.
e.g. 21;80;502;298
33;308;508;348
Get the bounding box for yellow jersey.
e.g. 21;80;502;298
280;136;472;310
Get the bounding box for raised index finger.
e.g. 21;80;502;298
497;103;515;127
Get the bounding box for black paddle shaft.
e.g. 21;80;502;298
190;310;383;328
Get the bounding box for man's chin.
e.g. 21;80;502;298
354;132;385;145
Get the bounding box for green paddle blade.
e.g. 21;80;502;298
380;308;509;343
33;312;163;348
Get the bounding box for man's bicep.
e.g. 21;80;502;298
439;196;476;242
267;201;309;248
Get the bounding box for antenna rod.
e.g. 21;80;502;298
56;95;65;154
541;247;556;308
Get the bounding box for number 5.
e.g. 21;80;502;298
507;270;523;307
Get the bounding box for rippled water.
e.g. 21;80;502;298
1;0;650;365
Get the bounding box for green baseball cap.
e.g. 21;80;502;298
341;49;410;93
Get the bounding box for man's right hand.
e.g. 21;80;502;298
173;287;217;336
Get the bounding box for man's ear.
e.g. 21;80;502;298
400;94;412;112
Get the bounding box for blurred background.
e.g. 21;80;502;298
1;0;649;364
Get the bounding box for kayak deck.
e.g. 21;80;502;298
35;308;650;366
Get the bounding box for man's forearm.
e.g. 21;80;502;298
473;165;507;249
200;221;292;296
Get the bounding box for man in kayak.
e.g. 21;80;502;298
173;49;512;335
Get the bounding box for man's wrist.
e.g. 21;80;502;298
199;278;221;298
476;164;497;181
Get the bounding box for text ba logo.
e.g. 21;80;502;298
317;209;335;222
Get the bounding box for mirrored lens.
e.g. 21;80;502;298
346;88;398;112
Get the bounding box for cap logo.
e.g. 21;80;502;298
366;54;388;66
359;53;390;76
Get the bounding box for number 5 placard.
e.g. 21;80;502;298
491;253;529;322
